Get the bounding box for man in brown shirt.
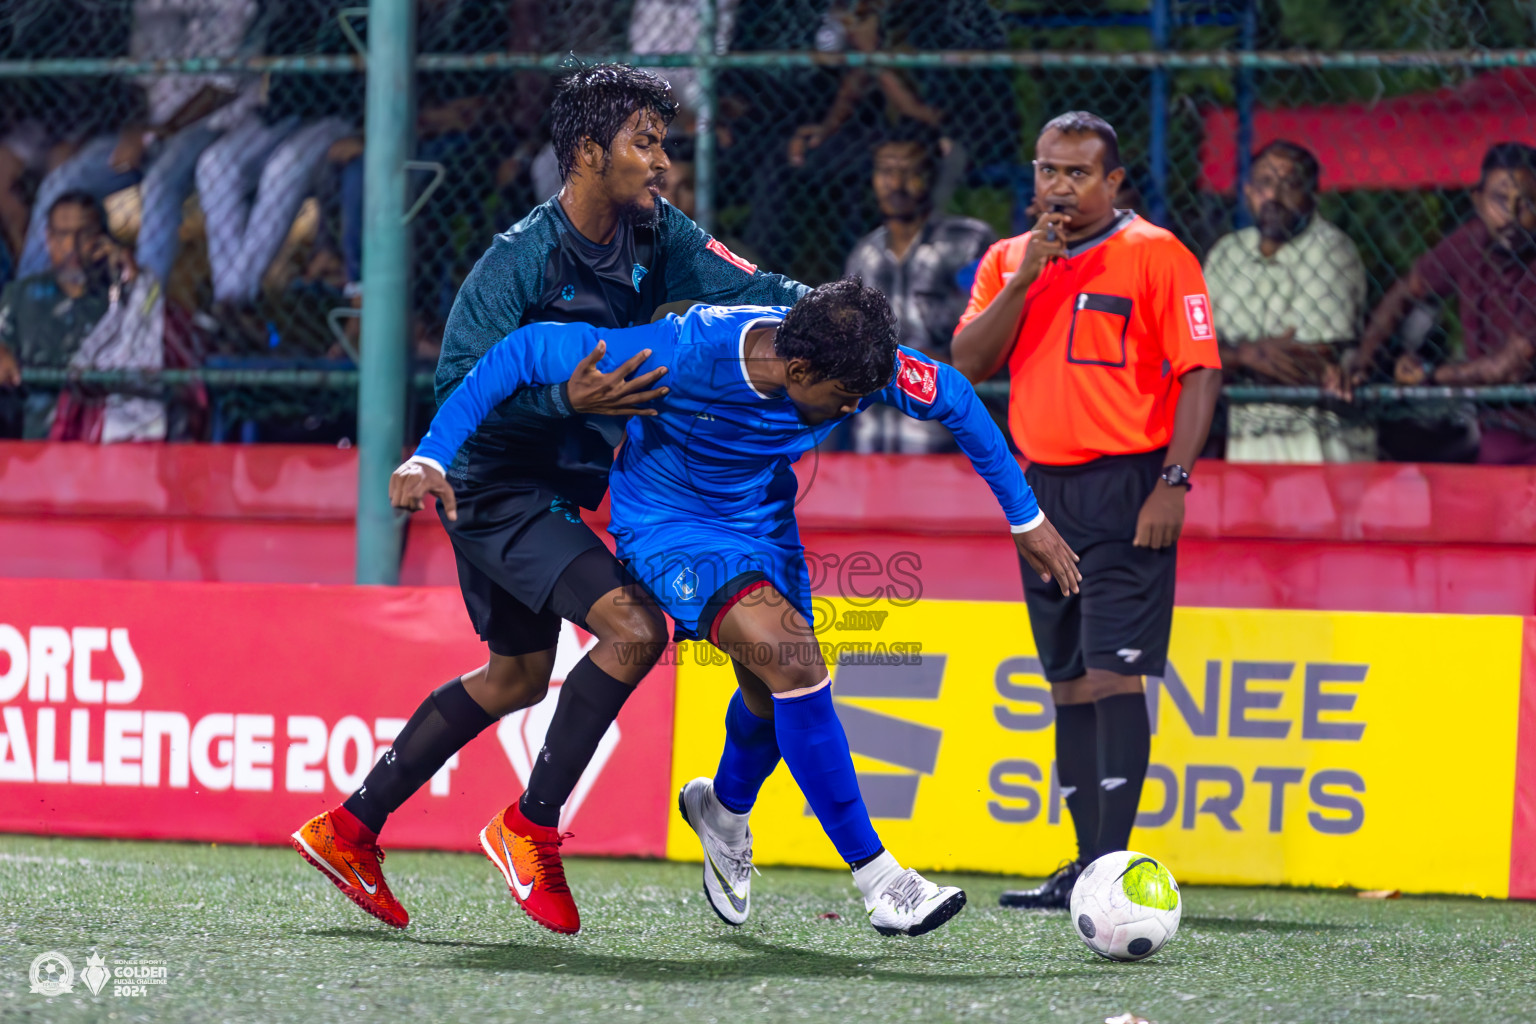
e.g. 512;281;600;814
1356;143;1536;463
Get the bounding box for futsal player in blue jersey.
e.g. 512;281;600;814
393;280;1080;936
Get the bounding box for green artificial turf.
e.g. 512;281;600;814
1;833;1531;1023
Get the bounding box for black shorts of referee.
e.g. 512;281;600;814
1019;449;1176;682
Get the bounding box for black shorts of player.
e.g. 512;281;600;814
438;474;639;656
1020;448;1177;683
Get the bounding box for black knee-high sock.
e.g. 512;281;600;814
1094;692;1151;856
344;678;497;834
520;656;634;827
1054;701;1100;866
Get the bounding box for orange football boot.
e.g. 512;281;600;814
479;800;580;934
291;807;409;929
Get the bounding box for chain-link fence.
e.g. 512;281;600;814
0;0;1533;460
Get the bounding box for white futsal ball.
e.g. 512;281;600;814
1069;850;1182;961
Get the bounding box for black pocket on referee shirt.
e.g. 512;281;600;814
1066;292;1133;368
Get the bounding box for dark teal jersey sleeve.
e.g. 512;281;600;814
417;318;678;469
434;221;573;418
658;202;810;307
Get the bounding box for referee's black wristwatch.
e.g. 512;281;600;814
1159;464;1192;489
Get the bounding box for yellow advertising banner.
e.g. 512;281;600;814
666;602;1523;897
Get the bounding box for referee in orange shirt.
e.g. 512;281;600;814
953;112;1222;909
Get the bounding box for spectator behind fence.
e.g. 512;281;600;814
655;134;765;282
194;1;355;319
0;0;134;287
0;192;122;438
844;124;995;453
746;0;951;283
658;136;698;219
1203;140;1372;462
17;0;264;289
1356;142;1536;465
311;0;525;339
630;0;739;126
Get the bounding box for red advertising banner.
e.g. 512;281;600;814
0;579;675;857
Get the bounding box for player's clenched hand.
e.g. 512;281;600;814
567;340;670;417
390;459;458;521
1015;517;1081;596
1133;484;1185;550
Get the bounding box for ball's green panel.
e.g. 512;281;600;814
1120;857;1180;910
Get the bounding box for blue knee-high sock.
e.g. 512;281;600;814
714;690;782;814
772;685;883;864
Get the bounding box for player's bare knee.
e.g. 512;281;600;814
590;596;667;658
763;662;826;696
473;654;552;715
1050;677;1093;705
1055;671;1143;705
482;673;549;715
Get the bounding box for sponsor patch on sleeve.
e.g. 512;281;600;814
1183;294;1214;340
706;237;758;275
895;351;938;405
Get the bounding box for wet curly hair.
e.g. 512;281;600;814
551;62;678;180
775;278;898;395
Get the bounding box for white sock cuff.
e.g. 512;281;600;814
852;849;902;902
772;676;831;700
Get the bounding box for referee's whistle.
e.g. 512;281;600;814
1044;203;1065;242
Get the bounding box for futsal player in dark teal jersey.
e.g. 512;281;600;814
290;64;807;936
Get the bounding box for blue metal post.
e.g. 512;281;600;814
1234;0;1258;228
355;0;416;585
1148;0;1171;226
694;0;718;234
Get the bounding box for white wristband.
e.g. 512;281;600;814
407;454;445;475
1010;509;1047;534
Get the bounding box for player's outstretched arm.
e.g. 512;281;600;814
414;319;676;470
873;349;1081;594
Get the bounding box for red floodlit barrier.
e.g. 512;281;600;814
3;443;1534;614
0;577;675;856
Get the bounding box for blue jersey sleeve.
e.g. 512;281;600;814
865;347;1041;528
415;318;678;469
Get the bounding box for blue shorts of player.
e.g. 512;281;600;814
612;515;815;642
615;515;884;865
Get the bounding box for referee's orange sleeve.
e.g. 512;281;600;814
1150;240;1223;376
955;238;1013;335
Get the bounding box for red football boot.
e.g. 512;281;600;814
479;800;580;934
290;807;409;929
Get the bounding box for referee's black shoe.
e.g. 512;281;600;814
998;860;1081;910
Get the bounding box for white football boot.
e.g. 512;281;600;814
862;862;967;937
678;776;756;926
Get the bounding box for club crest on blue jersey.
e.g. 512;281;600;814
672;566;700;601
560;283;576;302
632;264;648;291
